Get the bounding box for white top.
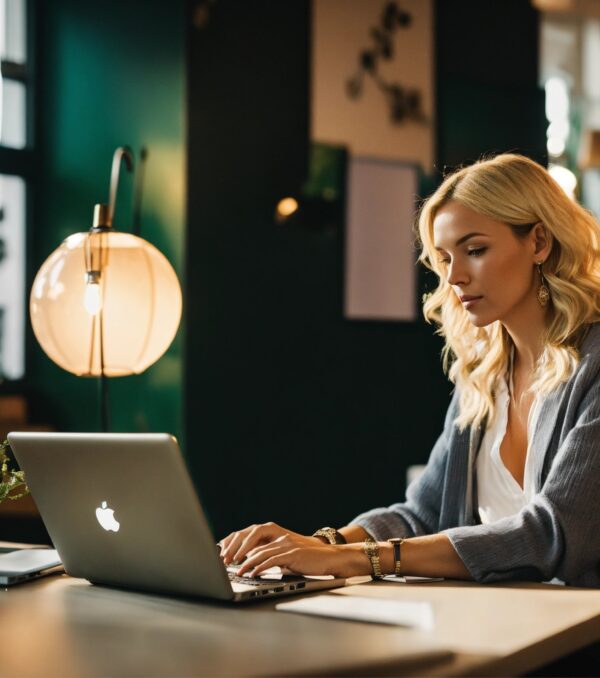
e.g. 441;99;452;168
477;377;542;524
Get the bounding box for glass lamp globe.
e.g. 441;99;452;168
30;217;182;377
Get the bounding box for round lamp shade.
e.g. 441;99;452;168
30;230;182;377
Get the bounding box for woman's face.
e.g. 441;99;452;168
432;200;546;328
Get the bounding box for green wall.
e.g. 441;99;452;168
29;1;185;439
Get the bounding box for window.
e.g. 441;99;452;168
540;9;600;212
0;0;30;381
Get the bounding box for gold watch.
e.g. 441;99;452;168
388;538;404;576
363;535;383;579
312;527;347;545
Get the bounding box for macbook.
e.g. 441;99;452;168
0;544;62;586
7;432;346;602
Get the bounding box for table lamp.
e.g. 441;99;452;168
29;147;182;431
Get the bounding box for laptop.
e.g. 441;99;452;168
7;432;346;602
0;543;63;586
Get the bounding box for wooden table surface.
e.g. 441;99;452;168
1;574;599;677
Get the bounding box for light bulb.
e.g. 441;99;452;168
275;197;299;223
277;197;299;216
84;275;102;316
31;230;182;377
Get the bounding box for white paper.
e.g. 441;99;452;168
276;594;434;629
382;575;445;584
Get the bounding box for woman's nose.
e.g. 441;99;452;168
446;259;469;286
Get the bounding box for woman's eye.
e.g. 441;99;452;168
468;247;487;257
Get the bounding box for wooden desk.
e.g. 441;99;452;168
1;575;599;677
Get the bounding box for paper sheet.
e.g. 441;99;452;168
382;575;445;584
276;594;434;629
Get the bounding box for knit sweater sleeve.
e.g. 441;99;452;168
350;390;459;540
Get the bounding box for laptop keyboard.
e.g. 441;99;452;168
227;571;308;589
228;572;271;586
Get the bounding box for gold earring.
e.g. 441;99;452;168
536;261;550;308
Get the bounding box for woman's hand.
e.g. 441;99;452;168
219;522;324;566
237;537;370;579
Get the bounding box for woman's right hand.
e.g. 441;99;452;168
219;522;324;566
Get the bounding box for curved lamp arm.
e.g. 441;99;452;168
107;146;134;227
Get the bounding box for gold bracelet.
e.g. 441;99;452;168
363;535;383;579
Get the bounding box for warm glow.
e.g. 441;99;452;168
547;137;565;157
83;280;102;316
545;77;570;159
30;230;182;377
549;164;578;200
276;197;299;218
545;77;569;121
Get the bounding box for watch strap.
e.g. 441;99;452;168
388;538;404;576
363;535;383;579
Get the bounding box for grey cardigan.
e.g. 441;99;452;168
352;323;600;587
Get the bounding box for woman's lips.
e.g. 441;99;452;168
460;295;483;309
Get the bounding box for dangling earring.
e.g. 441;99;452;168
536;261;550;308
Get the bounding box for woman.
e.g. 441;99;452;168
220;153;600;587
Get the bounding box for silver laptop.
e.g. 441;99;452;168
0;545;63;586
7;432;346;602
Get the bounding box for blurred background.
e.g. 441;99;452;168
1;0;599;543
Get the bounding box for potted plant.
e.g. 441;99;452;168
0;439;29;505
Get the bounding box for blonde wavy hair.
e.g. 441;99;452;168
417;153;600;430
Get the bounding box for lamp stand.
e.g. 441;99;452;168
99;374;110;433
94;146;134;434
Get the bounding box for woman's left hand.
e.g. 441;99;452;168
236;534;369;579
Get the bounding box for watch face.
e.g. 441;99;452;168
322;529;335;544
314;528;336;544
364;541;377;556
315;528;346;544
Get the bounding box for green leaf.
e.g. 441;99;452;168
0;441;30;504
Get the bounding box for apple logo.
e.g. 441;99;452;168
95;501;121;532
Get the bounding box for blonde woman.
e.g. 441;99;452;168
220;154;600;587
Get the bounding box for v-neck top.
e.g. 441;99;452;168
477;376;542;525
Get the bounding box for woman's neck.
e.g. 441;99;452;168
502;308;548;373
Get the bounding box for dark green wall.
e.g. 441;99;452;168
29;0;186;439
185;0;545;540
185;1;448;540
436;0;545;167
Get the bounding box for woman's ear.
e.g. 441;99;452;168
532;222;553;262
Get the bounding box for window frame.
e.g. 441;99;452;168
0;0;35;388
